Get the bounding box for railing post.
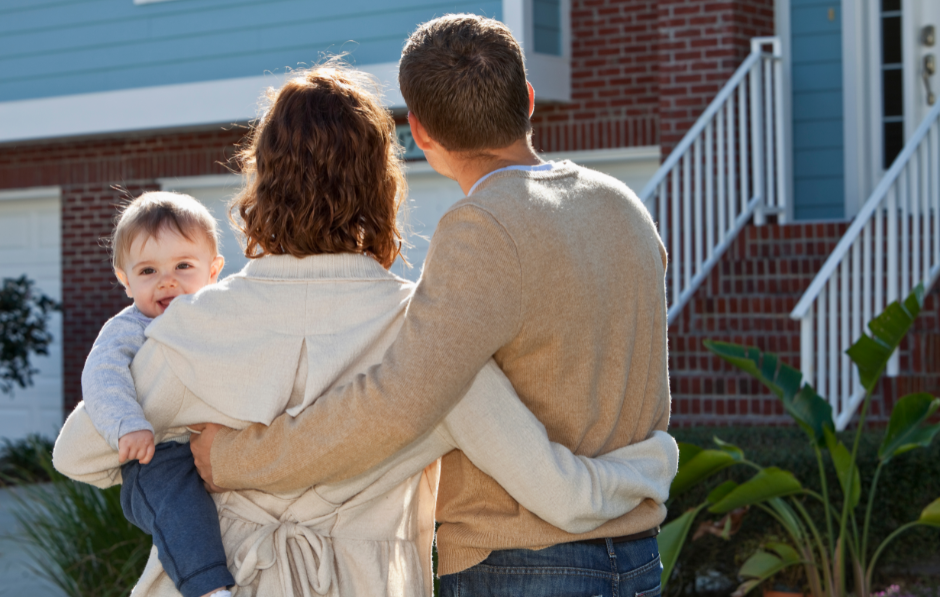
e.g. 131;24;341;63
800;308;814;390
773;38;789;224
750;39;766;225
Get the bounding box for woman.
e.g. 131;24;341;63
53;63;677;597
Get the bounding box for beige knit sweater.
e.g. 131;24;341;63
53;252;677;597
208;161;674;574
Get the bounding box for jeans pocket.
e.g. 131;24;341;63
636;583;662;597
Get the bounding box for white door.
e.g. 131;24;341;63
903;0;940;136
0;191;63;442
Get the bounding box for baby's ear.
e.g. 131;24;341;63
209;255;225;282
114;269;133;298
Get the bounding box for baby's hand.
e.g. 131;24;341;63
118;430;156;464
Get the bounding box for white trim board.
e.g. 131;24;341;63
157;175;243;191
403;145;660;175
0;186;62;202
0;63;404;145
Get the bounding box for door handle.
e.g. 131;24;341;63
924;54;936;105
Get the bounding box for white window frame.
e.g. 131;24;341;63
503;0;572;102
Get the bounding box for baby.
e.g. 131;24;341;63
80;192;234;597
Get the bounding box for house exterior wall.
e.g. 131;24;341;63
0;0;499;103
790;0;844;220
530;0;776;156
0;129;243;411
12;0;908;430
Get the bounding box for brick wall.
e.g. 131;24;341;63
531;0;660;153
669;222;940;427
0;128;244;410
658;0;774;155
531;0;774;157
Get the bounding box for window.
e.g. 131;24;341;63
533;0;562;56
882;0;904;169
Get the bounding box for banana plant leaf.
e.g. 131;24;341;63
824;427;861;509
670;441;743;498
703;340;834;446
710;467;803;514
707;480;739;505
879;393;940;462
919;497;940;527
846;284;924;392
658;504;706;587
734;542;803;597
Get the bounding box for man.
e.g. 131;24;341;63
193;14;672;595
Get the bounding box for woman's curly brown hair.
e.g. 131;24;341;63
232;62;407;268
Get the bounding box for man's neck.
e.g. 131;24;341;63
445;139;544;195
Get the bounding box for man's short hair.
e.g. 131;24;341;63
399;14;531;152
111;191;220;270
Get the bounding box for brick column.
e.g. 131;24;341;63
657;0;774;156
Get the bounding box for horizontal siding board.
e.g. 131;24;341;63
794;149;844;177
793;179;844;220
791;5;841;35
793;120;843;149
792;62;843;91
793;90;843;119
0;0;500;102
791;0;844;221
790;34;842;64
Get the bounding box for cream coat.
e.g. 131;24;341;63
54;253;678;597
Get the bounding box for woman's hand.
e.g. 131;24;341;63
118;430;155;464
189;423;229;493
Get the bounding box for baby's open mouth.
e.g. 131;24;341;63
157;296;176;310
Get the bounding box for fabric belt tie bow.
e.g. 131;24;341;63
219;493;337;597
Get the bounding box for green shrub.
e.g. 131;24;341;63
0;433;55;484
666;426;940;593
6;450;150;597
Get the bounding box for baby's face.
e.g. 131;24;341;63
115;228;224;318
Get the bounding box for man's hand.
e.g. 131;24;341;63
189;423;229;493
118;430;155;464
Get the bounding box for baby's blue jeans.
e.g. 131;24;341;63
120;441;235;597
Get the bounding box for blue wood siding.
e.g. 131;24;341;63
790;0;844;220
0;0;501;102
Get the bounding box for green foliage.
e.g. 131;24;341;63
846;285;923;392
0;433;55;484
664;285;940;597
879;394;940;462
709;468;803;515
0;275;60;395
666;427;940;593
6;448;150;597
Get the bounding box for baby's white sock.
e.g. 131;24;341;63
207;591;232;597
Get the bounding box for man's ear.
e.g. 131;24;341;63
527;81;535;117
209;255;225;283
114;269;133;298
408;112;435;151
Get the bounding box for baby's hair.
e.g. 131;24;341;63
111;191;220;271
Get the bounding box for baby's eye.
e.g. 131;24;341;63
139;267;155;275
176;262;192;270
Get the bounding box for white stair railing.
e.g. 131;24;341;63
640;37;788;325
790;100;940;431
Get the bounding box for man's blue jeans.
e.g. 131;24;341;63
439;536;662;597
120;441;235;597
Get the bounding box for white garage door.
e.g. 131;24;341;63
392;147;660;281
0;188;63;442
159;176;250;279
161;146;660;285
